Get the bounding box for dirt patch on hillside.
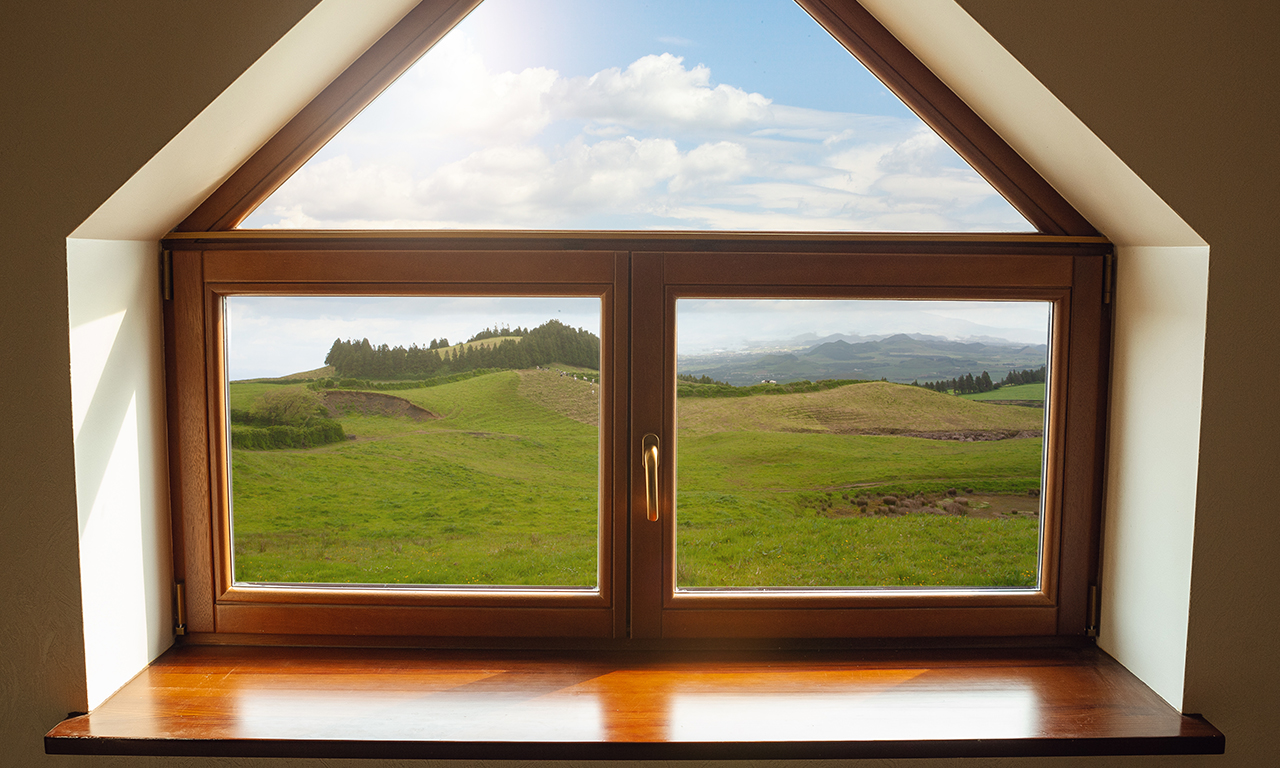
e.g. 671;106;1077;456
320;390;440;421
820;492;1043;520
860;429;1043;442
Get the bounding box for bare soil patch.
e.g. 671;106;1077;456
821;492;1042;520
862;429;1043;442
321;390;440;421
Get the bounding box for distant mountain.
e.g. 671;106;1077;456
679;333;1048;386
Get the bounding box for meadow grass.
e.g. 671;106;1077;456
678;381;1042;436
229;370;1043;588
960;382;1046;402
675;430;1041;587
231;371;599;586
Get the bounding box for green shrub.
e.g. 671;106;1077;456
230;419;346;450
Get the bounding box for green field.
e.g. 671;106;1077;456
229;371;1043;589
960;382;1046;402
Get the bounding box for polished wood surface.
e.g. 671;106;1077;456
46;644;1221;759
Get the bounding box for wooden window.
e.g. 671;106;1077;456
163;234;1108;641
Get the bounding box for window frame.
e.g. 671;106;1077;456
163;232;1110;643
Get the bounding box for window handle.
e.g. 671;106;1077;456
642;433;660;522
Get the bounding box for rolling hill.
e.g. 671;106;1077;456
679;333;1048;386
677;380;1044;438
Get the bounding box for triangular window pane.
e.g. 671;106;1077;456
239;0;1033;232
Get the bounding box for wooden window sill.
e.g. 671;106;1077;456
45;643;1222;760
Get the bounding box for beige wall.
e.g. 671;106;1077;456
0;0;323;758
2;2;1277;768
960;5;1280;764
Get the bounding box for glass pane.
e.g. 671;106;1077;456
224;296;602;588
239;0;1032;232
675;299;1050;589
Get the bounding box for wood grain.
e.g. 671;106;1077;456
169;251;215;632
45;644;1223;759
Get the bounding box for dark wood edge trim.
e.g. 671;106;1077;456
218;585;610;608
169;234;1112;258
795;0;1097;237
45;734;1226;760
169;631;1092;649
214;604;618;637
178;0;483;231
164;230;1111;244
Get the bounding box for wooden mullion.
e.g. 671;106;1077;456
169;250;216;633
611;252;631;639
629;252;665;638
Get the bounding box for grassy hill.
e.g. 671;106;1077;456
227;368;1042;589
678;381;1043;437
680;334;1048;386
960;382;1046;402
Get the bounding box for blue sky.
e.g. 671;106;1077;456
240;0;1029;232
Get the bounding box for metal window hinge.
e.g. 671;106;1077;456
161;248;173;301
1103;251;1115;305
1086;584;1100;638
174;581;187;636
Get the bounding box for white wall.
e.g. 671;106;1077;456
67;239;172;708
1100;245;1209;707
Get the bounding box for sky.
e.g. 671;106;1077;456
225;296;1050;380
225;296;602;380
239;0;1031;232
677;299;1052;354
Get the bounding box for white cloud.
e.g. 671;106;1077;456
243;32;1031;232
552;53;773;131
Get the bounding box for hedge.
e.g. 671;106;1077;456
229;419;346;450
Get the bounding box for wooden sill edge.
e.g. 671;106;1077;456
46;643;1224;760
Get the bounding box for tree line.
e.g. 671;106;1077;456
323;319;599;380
912;365;1046;395
466;325;530;343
